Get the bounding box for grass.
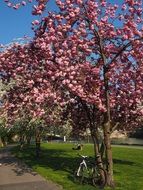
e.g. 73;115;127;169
12;143;143;190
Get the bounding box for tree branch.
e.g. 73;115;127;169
109;37;143;65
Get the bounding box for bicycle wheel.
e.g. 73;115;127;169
92;167;107;188
74;166;85;184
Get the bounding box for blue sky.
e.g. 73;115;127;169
0;0;124;45
0;1;57;45
0;1;34;45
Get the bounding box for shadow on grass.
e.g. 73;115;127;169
113;158;134;166
12;145;80;174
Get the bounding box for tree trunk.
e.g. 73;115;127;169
1;137;7;147
103;64;114;187
99;140;105;159
103;122;114;187
35;140;40;158
0;137;3;147
35;128;41;158
19;134;25;149
26;135;31;145
91;130;106;187
91;130;104;169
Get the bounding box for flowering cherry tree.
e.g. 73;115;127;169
1;0;143;187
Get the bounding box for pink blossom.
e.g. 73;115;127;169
32;20;40;25
22;1;26;6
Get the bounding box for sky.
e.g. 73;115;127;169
0;1;57;45
0;0;124;45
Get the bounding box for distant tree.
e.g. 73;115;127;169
129;126;143;139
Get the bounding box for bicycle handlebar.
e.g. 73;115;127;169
77;153;101;160
77;153;88;159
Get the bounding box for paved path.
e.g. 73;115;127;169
0;146;62;190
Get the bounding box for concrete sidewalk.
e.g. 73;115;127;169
0;146;62;190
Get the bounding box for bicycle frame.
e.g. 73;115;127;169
76;155;88;176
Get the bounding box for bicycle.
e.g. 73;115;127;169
74;154;107;188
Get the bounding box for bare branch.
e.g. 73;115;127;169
109;37;143;65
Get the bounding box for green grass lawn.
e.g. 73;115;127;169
12;143;143;190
